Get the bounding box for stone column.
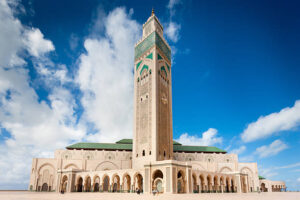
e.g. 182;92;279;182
91;180;94;192
245;176;248;193
236;174;242;193
170;167;174;193
67;174;71;192
56;174;61;193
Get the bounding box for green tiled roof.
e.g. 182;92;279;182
66;139;226;153
258;175;266;180
66;142;132;151
115;139;181;145
173;145;226;153
116;139;133;144
173;140;181;145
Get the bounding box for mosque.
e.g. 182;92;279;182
28;10;286;194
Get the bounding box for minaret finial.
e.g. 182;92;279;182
151;8;155;16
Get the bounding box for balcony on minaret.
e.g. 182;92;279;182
142;9;164;39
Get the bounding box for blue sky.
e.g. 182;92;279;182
0;0;299;190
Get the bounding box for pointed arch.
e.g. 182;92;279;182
95;161;118;171
140;65;149;75
63;163;79;170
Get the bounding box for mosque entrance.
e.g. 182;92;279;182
41;183;48;191
177;170;185;193
152;170;164;193
134;173;143;192
77;177;83;192
103;176;110;192
61;175;68;192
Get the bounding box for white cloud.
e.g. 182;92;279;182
165;22;181;43
230;145;246;155
176;128;222;146
167;0;181;18
255;139;288;158
76;7;140;143
241;100;300;142
297;177;300;182
23;28;54;57
164;0;181;44
0;0;85;189
0;3;140;189
0;0;25;68
275;162;300;169
239;155;254;162
258;166;278;179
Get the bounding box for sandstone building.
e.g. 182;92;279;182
29;10;285;194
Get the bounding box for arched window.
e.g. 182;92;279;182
142;150;145;156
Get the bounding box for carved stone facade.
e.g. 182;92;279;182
28;10;285;194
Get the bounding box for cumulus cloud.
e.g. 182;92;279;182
230;145;246;155
23;28;54;57
76;7;140;143
0;0;85;189
176;128;222;146
0;1;141;189
167;0;181;18
165;22;181;43
165;0;181;43
241;100;300;142
0;0;25;67
254;140;288;158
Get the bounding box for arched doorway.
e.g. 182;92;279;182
85;176;91;192
231;179;235;192
220;176;224;193
225;177;230;192
152;170;164;193
199;174;205;193
77;177;83;192
61;175;68;192
112;174;120;192
261;183;267;192
41;183;48;191
207;175;212;192
192;174;198;193
177;170;185;193
123;174;131;193
103;176;110;192
134;173;143;192
93;176;100;192
241;176;247;193
213;176;219;192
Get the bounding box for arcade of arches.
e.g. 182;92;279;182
54;168;255;194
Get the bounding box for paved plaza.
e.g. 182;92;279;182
1;191;300;200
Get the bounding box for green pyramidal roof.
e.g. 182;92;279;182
258;175;266;180
66;139;226;153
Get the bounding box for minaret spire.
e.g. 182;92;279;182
151;8;155;16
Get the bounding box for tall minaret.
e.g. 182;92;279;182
133;10;173;169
